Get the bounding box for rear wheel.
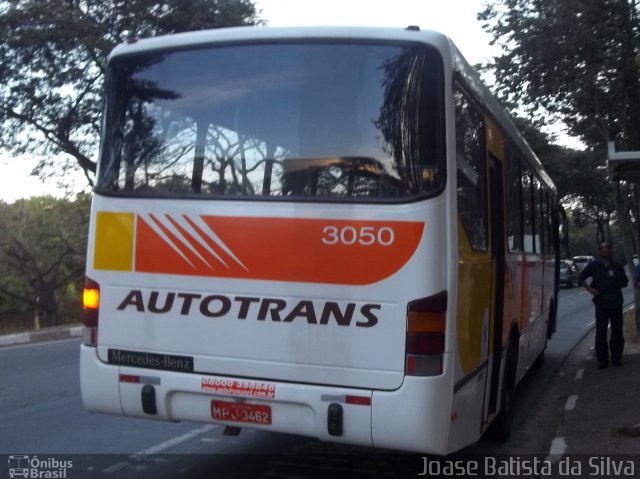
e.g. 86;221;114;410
547;299;557;340
488;342;517;441
533;347;545;369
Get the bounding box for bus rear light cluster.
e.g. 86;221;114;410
82;277;100;346
406;291;447;376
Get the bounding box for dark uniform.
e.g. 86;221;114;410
578;260;629;367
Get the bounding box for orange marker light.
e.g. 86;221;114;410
83;288;100;310
82;277;100;340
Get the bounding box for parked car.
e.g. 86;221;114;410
572;255;594;272
559;259;579;288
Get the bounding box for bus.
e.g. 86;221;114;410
80;26;559;455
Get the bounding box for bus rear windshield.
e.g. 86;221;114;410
98;41;445;201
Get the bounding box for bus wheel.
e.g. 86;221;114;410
488;343;517;441
533;347;545;369
546;300;557;340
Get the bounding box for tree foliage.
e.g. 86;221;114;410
512;116;616;256
479;0;640;150
481;0;640;265
0;0;261;184
0;195;90;328
512;117;615;216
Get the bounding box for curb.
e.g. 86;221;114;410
0;324;82;347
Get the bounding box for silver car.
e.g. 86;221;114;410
559;260;578;287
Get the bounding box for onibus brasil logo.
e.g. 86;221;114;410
8;455;73;478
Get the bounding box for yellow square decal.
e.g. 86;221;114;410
94;212;134;271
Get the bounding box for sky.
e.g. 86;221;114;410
255;0;496;64
0;0;498;203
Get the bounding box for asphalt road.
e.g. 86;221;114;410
464;283;630;455
0;285;632;478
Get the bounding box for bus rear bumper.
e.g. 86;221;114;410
81;345;455;454
80;344;123;415
79;345;373;447
372;375;452;455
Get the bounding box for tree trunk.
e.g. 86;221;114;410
33;308;40;331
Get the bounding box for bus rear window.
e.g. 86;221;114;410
98;42;445;201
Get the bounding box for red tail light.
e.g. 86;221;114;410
406;291;447;376
82;277;100;346
406;332;445;355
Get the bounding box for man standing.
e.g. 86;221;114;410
578;242;629;369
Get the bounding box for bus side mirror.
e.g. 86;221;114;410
560;223;569;248
559;206;569;249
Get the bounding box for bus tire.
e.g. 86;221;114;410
533;347;545;369
488;341;517;441
546;299;557;340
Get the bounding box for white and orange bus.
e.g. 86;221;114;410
80;26;559;455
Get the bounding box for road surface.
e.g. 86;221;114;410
0;285;631;478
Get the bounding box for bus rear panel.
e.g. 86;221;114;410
81;27;557;455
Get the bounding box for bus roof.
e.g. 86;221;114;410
110;25;453;58
110;25;556;195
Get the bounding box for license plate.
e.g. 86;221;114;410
210;400;272;425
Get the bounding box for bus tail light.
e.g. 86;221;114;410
82;277;100;347
406;291;447;376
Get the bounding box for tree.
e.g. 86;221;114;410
480;0;640;332
511;116;616;257
479;0;640;150
0;195;91;328
0;0;261;184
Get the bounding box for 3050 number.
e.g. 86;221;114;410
321;225;395;246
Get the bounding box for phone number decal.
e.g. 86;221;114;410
201;378;276;399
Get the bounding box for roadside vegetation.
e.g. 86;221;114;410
1;0;640;332
0;194;89;333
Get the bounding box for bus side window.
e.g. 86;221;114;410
538;179;549;255
506;147;523;252
522;168;536;253
454;87;487;251
535;177;545;254
546;191;556;256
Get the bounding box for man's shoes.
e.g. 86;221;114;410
612;359;622;367
598;361;609;369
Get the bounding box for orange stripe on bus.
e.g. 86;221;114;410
134;215;424;285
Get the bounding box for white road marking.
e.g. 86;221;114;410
134;425;218;456
564;395;578;411
103;462;129;474
200;437;222;442
104;426;219;473
546;436;567;463
575;368;584;380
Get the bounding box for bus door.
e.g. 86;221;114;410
455;86;494;430
484;153;506;423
